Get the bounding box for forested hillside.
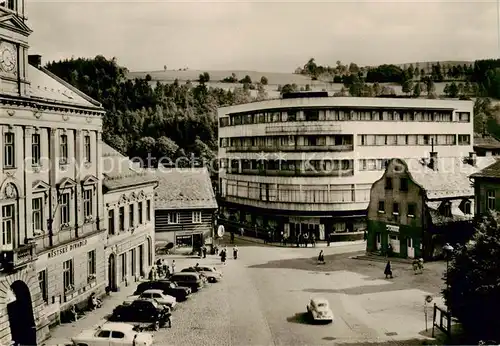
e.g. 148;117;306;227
45;56;264;166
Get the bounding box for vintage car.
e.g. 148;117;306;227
169;272;204;292
123;289;177;308
109;298;171;331
306;298;334;323
135;280;191;301
181;266;223;283
71;322;154;346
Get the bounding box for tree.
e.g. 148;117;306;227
199;72;210;84
402;78;414;95
372;82;381;96
422;76;435;96
255;83;268;101
305;84;311;91
280;83;298;94
443;211;500;343
412;82;422;98
260;76;268;85
145;74;152;82
239;75;252;84
164;65;167;71
157;136;179;159
447;82;459;98
348;62;359;74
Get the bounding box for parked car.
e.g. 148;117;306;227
134;280;191;301
109;298;171;331
71;322;154;346
123;289;177;308
306;298;334;323
181;266;223;283
169;272;204;292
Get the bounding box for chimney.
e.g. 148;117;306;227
429;151;438;171
469;151;477;166
28;54;42;68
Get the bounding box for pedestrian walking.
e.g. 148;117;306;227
384;260;393;279
171;260;176;274
233;245;238;259
240;227;244;237
230;231;235;243
162;259;168;278
363;230;367;241
221;249;227;265
317;250;325;264
202;246;207;258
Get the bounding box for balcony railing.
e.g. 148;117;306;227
0;242;37;272
232;168;354;177
226;144;353;153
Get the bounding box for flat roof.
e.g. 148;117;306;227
218;97;473;117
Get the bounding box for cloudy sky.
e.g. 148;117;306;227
27;0;498;73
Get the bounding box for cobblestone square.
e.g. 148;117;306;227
45;242;448;346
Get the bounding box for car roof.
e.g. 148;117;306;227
172;272;198;277
311;298;329;305
143;289;164;294
101;322;134;332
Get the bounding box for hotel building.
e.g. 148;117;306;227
217;95;474;241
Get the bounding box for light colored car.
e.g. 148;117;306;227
181;266;223;283
306;298;334;323
71;322;153;346
123;289;176;308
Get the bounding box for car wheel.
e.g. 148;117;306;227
209;277;216;283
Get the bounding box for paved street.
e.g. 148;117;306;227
45;241;448;346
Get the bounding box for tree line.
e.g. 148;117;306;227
296;58;500;99
45;56;267;167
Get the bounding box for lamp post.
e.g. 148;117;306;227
443;243;454;308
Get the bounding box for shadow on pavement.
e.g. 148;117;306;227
286;312;310;324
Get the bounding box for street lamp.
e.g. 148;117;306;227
443;243;454;305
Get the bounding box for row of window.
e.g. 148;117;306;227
220;134;471;151
108;199;152;235
37;250;97;302
4;131;93;169
167;211;202;224
226;159;353;173
1;0;15;11
225;180;373;203
377;200;472;217
221;135;353;149
0;188;97;247
357;134;470;146
378;201;416;217
220;108;470;127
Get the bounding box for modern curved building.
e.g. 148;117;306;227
217;94;474;241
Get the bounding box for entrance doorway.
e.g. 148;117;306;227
407;237;415;258
389;234;400;253
139;245;144;277
193;233;203;251
108;253;116;291
7;280;36;345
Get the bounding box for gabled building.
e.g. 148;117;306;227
473;132;500;156
102;144;158;292
470;159;500;217
154;167;217;252
366;152;497;260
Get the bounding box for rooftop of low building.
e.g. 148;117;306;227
102;144;158;190
388;155;498;199
473;132;500;149
153;166;218;211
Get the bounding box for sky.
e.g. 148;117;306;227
27;0;500;73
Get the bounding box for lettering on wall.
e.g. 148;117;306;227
48;239;88;258
386;224;400;233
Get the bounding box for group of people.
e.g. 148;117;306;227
219;245;239;264
149;258;176;280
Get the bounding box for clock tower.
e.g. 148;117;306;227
0;0;31;96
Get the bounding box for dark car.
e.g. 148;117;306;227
169;272;204;292
135;280;191;301
109;298;171;330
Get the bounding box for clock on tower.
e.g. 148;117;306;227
0;0;32;95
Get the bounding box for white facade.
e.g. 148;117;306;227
217;96;474;240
